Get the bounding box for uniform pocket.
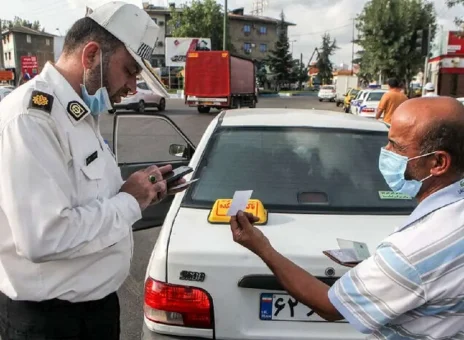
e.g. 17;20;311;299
81;157;105;180
79;157;107;202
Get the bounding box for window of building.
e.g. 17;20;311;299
8;52;11;60
152;17;158;24
46;38;50;46
244;42;252;53
260;43;267;52
4;53;7;61
26;35;31;43
259;26;267;34
244;24;251;33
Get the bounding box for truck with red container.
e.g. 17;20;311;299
184;50;257;113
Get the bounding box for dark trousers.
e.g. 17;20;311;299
0;291;120;340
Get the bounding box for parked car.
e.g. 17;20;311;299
108;109;417;340
350;89;370;115
317;85;336;102
112;80;166;113
356;90;387;118
457;97;464;105
0;87;13;102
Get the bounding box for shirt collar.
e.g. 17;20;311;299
396;179;464;232
40;62;91;125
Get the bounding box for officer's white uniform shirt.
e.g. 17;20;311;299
0;62;142;302
424;92;438;97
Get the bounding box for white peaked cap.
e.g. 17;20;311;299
86;1;169;97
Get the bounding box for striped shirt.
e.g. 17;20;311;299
328;179;464;339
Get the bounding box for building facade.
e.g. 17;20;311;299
143;4;295;66
143;2;182;67
228;8;295;62
1;26;55;85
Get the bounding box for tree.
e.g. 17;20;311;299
315;33;339;85
1;17;42;31
266;11;294;89
356;0;437;86
447;0;464;27
289;59;309;89
168;0;233;51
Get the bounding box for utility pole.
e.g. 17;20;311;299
300;52;303;90
351;17;355;76
422;24;432;91
223;0;228;50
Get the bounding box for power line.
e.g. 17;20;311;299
290;23;352;37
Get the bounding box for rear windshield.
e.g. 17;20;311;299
366;92;385;101
321;86;334;90
183;127;417;214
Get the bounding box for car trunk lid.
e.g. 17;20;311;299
164;207;405;339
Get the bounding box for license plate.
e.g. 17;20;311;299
203;101;213;105
259;293;324;322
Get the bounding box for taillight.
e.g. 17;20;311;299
361;107;375;113
144;278;212;329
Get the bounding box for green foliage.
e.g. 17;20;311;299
289;59;309;88
356;0;437;84
266;11;294;85
447;0;464;27
1;17;42;31
315;33;339;84
168;0;233;51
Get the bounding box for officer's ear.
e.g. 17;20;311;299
81;42;101;70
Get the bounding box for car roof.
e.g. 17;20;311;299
367;89;387;93
220;108;389;132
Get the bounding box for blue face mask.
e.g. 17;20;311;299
81;50;113;117
378;148;435;198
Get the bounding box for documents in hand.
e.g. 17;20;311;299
323;238;371;267
227;190;253;216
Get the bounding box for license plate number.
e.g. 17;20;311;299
259;293;324;322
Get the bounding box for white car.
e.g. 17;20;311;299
318;85;336;102
356;90;387;118
349;90;370;115
113;80;166;113
111;109;417;340
457;97;464;105
0;87;13;102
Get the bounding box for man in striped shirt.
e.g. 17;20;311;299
231;96;464;338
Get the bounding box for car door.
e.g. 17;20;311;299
138;82;157;105
111;112;195;231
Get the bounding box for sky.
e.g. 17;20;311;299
2;0;463;66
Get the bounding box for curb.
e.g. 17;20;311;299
259;92;316;98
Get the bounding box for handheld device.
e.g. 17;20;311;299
164;166;193;187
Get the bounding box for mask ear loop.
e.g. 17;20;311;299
99;49;103;89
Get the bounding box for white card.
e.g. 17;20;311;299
168;178;199;192
227;190;253;216
337;238;371;261
325;249;358;263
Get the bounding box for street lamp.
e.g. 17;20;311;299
223;0;228;50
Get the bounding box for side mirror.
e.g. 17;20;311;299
169;144;187;158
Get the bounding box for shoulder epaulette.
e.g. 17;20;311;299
27;90;54;114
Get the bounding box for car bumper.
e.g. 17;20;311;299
141;323;208;340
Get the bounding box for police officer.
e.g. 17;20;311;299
0;2;187;339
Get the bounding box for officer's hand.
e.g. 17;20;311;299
120;164;173;210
